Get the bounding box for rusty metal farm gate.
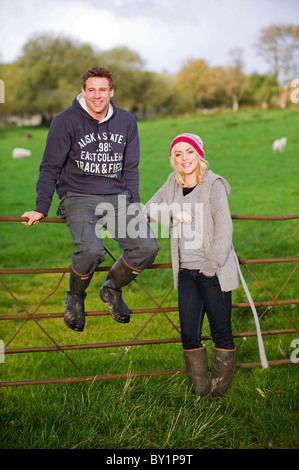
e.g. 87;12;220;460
0;214;298;388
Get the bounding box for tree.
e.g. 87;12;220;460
175;60;218;113
0;36;176;121
128;71;176;119
254;24;299;85
222;48;248;112
248;73;281;108
11;34;95;121
96;47;145;112
96;47;175;118
174;58;248;113
97;46;145;72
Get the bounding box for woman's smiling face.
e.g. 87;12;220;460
173;142;199;178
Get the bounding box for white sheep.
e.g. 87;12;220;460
272;137;287;152
12;148;32;159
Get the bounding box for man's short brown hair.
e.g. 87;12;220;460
81;67;115;90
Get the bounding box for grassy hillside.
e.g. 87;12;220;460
0;109;298;450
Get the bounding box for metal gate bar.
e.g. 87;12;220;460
4;329;297;355
0;359;294;389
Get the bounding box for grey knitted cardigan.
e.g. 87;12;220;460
145;170;269;369
145;170;239;292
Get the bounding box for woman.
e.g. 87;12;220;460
145;133;240;397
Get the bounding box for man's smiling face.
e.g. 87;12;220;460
82;77;114;120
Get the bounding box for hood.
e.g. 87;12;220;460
203;170;231;195
72;93;115;123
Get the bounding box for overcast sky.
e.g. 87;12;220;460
1;0;298;75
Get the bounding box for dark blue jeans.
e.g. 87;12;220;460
178;269;234;350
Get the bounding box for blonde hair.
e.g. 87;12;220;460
170;143;209;188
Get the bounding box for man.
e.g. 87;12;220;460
22;67;158;331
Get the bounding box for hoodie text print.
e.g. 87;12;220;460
35;95;140;216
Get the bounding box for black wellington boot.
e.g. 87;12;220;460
183;346;210;396
100;256;141;323
210;347;236;397
64;268;93;332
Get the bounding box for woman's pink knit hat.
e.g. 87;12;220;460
169;133;205;159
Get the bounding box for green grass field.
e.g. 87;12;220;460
0;109;298;450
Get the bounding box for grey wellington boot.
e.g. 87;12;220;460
183;346;211;396
64;269;93;332
100;256;140;323
210;347;236;397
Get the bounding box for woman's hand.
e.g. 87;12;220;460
177;210;193;224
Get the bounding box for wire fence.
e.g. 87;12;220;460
0;214;298;388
